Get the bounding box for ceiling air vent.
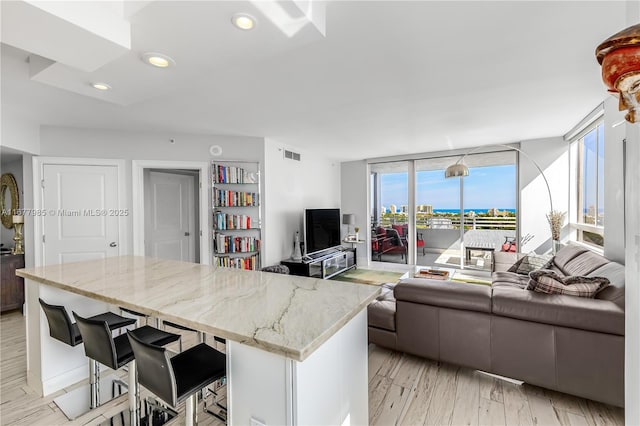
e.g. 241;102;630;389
284;150;301;161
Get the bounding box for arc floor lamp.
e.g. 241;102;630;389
444;144;556;255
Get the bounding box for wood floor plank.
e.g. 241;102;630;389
565;410;590;426
377;349;404;378
369;374;393;419
545;389;586;416
477;372;504;403
451;368;480;426
368;345;392;382
584;400;625;426
398;361;438;426
479;396;506;426
392;354;425;388
524;384;562;426
503;382;534;426
424;364;459;426
372;383;410;426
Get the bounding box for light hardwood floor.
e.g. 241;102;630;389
1;311;625;425
368;344;624;426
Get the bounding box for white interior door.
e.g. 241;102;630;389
145;171;195;262
42;164;121;265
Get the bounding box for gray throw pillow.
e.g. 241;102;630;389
527;270;609;298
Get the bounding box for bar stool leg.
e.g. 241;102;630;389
89;360;99;409
186;394;197;426
129;360;139;426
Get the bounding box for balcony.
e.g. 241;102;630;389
374;215;517;271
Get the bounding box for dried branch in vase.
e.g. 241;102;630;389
546;210;566;241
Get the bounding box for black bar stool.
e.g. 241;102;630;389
127;331;226;426
73;312;181;425
38;298;137;419
162;321;227;419
163;320;203;351
120;306;159;327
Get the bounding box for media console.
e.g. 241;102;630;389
281;247;355;279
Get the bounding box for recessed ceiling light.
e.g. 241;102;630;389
232;13;256;30
141;52;176;68
91;82;111;91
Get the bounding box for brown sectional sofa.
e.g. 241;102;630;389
367;245;625;407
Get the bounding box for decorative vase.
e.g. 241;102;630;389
292;231;302;261
552;240;562;255
12;221;24;255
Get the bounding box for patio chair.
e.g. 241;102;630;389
372;227;408;263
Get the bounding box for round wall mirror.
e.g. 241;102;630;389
0;173;20;229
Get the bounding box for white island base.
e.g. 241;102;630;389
228;309;368;425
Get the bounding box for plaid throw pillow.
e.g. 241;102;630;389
526;270;609;298
508;253;553;275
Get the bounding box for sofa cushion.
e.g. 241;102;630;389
395;278;492;313
492;271;530;289
526;270;609;298
551;245;589;270
591;262;626;308
492;286;624;335
562;250;610;276
368;283;396;331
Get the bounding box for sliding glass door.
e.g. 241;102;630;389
461;152;517;270
415;158;463;268
370;162;409;264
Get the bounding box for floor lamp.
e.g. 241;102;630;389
444;144;556;257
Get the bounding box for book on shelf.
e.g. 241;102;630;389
215;234;260;254
214;212;252;230
216;253;259;270
212;164;258;184
214;189;259;207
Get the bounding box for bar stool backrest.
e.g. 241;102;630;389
127;331;177;407
73;312;118;369
39;298;77;346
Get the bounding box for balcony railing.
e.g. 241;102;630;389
377;216;516;231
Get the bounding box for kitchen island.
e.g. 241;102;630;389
18;256;380;425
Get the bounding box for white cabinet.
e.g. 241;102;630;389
211;161;261;270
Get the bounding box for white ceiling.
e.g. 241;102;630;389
0;1;628;161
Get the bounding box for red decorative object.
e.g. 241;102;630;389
596;23;640;123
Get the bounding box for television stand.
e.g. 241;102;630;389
282;248;355;279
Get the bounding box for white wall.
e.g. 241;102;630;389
0;109;40;155
624;121;640;422
340;160;369;265
263;139;340;266
39;126;264;258
519;137;569;254
603;97;627;263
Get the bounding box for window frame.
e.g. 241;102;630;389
571;119;605;249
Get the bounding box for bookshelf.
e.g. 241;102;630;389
211;161;261;270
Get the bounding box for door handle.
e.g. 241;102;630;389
109;242;117;247
184;232;190;237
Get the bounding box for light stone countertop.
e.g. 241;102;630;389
17;256;380;362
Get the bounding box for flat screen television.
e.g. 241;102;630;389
304;208;341;255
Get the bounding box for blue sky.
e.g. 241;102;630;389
380;165;516;210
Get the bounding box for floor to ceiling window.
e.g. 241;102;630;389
573;121;605;248
370;150;517;269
